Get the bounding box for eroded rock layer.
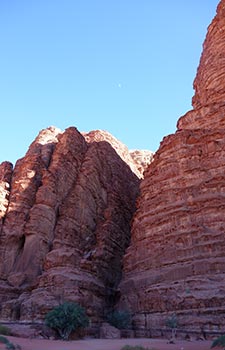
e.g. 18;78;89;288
0;126;143;326
119;0;225;336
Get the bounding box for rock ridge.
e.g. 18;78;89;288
118;0;225;337
0;126;151;327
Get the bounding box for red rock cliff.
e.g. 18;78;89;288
0;126;147;328
83;130;153;178
119;0;225;337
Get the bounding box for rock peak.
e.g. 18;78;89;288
83;129;153;178
177;0;225;130
119;0;225;336
0;124;154;329
192;0;225;110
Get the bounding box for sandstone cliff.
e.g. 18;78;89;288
118;0;225;337
83;130;153;178
0;126;152;327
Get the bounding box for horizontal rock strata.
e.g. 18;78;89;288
118;0;225;336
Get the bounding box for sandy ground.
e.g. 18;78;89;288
0;336;212;350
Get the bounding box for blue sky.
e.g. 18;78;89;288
0;0;219;164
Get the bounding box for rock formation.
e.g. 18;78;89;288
118;0;225;337
83;130;153;178
0;126;152;328
1;0;223;338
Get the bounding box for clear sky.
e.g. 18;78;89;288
0;0;219;164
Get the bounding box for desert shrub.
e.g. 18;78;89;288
165;313;178;343
45;301;89;340
6;344;21;350
165;313;178;329
0;336;21;350
106;310;131;330
211;334;225;349
0;324;11;335
0;336;9;344
121;346;156;350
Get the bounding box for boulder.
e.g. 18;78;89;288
99;322;121;339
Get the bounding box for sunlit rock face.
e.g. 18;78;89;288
83;130;153;178
118;0;225;336
192;0;225;111
0;126;146;327
0;162;13;226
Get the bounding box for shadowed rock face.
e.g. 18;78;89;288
118;0;225;336
0;126;144;326
83;130;153;178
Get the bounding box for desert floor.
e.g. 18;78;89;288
0;336;213;350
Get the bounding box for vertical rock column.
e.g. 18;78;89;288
0;161;13;231
0;126;141;328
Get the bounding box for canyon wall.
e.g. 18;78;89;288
0;0;223;338
0;126;152;328
118;0;225;337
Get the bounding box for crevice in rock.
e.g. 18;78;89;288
18;234;26;252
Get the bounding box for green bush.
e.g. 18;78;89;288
211;334;225;349
0;324;11;335
0;336;9;344
45;301;89;340
165;313;178;329
121;346;156;350
165;314;178;343
107;310;131;330
0;336;21;350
